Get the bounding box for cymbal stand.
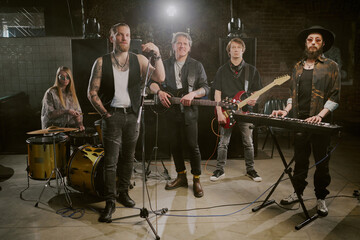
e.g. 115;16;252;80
20;156;31;200
35;133;72;208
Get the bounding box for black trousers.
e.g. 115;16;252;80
166;114;202;176
292;131;331;199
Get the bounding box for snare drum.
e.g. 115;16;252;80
68;130;99;147
94;119;102;143
67;145;105;196
26;135;70;180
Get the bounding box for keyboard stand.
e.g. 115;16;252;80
252;126;318;230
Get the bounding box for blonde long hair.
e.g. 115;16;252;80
51;66;80;108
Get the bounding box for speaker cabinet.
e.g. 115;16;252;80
219;37;257;66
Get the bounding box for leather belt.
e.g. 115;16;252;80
110;107;133;114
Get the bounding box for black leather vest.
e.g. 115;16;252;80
99;52;141;114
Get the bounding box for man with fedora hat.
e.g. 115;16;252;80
272;25;341;217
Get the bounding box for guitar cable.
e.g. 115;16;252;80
203;118;221;175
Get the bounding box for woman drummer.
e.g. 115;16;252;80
41;66;85;131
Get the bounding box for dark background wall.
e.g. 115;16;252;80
2;0;359;111
82;0;360;111
1;0;359;155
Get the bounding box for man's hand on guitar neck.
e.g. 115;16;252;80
247;92;259;106
158;90;172;108
180;92;197;106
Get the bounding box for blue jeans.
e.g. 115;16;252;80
216;122;255;172
101;110;139;202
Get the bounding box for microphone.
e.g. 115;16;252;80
148;50;156;56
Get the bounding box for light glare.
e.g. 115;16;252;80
166;6;177;17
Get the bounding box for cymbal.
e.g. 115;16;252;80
27;126;79;135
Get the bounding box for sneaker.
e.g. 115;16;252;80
280;192;300;205
246;170;262;182
317;199;328;217
210;170;225;181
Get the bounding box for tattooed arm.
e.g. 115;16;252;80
87;57;111;118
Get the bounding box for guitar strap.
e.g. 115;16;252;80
244;64;249;92
187;63;196;93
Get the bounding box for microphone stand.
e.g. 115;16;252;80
145;108;171;181
136;54;167;240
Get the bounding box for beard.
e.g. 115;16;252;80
304;46;323;60
116;43;130;52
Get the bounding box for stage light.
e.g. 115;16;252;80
166;6;177;17
227;17;244;37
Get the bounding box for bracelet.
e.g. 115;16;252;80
317;115;323;119
284;110;288;114
101;112;108;118
156;89;161;95
153;55;161;61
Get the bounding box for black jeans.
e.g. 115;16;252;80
167;115;202;176
292;131;331;199
101;110;139;202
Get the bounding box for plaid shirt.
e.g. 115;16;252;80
289;56;341;118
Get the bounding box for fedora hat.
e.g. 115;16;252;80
297;25;335;52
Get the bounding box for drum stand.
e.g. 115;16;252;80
35;133;72;208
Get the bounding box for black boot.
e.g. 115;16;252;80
98;201;115;223
117;191;135;208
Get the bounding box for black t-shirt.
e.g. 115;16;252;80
212;61;262;99
298;69;313;117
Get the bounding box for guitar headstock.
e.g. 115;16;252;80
274;75;290;86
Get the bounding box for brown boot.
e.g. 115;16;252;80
165;173;188;190
193;177;204;198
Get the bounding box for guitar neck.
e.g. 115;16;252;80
237;81;277;109
170;97;223;107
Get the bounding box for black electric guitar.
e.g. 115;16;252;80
151;89;237;113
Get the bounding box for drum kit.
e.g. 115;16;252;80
24;123;106;207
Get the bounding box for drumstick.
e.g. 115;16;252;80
88;112;100;115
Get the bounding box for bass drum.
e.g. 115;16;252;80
26;135;70;180
67;145;105;196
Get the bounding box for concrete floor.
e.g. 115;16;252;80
0;132;359;240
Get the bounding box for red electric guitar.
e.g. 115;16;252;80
216;74;290;128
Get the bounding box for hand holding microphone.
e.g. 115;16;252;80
141;43;161;60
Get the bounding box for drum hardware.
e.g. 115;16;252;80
68;130;99;149
94;119;103;144
26;126;78;208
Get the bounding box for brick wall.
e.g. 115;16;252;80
230;0;360;111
